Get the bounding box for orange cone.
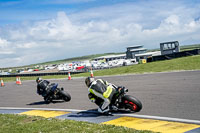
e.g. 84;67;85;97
90;68;94;77
1;78;5;87
16;76;22;85
68;72;71;80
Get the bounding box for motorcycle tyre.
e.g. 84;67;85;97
60;91;71;102
122;95;142;112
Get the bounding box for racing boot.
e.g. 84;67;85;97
98;106;112;115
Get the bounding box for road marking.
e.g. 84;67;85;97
20;110;70;118
115;113;200;125
103;117;200;133
1;107;200;124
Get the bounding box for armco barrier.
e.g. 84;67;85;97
0;71;83;78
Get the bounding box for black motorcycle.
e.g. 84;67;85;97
43;83;71;103
94;87;142;112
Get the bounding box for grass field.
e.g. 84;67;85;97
180;44;200;51
0;114;154;133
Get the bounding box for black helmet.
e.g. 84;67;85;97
85;77;94;87
36;77;42;83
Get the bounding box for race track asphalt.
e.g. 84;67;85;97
0;70;200;121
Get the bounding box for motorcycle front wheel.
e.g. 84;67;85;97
122;95;142;112
60;91;71;102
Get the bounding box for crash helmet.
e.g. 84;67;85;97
85;77;95;87
36;77;42;83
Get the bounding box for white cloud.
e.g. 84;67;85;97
0;1;200;67
0;38;15;55
0;38;8;48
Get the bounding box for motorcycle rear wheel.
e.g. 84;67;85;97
122;95;142;112
60;91;71;102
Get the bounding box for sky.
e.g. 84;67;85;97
0;0;200;68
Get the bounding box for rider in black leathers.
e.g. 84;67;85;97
36;77;50;97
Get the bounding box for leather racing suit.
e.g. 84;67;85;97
88;79;117;113
37;80;50;97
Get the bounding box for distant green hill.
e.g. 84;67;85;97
0;52;123;71
180;44;200;51
35;52;124;66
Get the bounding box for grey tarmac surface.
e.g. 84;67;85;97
0;70;200;120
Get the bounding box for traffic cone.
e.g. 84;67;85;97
16;76;22;85
1;78;5;87
90;68;94;77
68;72;71;80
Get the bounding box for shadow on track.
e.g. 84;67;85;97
27;100;65;105
67;109;112;117
67;109;136;118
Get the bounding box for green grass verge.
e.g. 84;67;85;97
1;55;200;82
0;114;154;133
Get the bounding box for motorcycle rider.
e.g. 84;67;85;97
36;77;50;97
85;77;121;114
